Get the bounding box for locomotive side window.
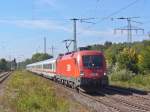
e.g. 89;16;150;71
82;55;103;69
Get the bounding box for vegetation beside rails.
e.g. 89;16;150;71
109;69;150;91
1;70;88;112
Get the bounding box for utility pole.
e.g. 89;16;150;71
127;18;132;43
44;37;47;54
69;18;95;52
113;17;144;45
71;18;79;51
9;55;12;70
51;45;55;57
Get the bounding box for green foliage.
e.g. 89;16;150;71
31;53;53;63
5;71;69;112
88;44;105;51
138;46;150;73
117;48;139;73
105;46;116;65
104;43;126;65
110;73;150;91
104;41;112;48
11;58;17;70
129;74;150;87
110;69;135;82
0;58;8;71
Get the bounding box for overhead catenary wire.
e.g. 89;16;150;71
76;0;142;36
100;0;141;21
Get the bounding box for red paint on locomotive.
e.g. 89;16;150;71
56;50;106;80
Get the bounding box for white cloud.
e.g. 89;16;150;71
79;28;114;37
76;25;117;39
0;20;71;32
35;0;57;7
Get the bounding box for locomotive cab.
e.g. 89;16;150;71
77;50;108;89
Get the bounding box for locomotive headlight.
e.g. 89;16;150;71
80;71;84;76
80;73;84;76
104;72;107;76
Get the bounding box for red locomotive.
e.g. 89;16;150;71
26;50;108;91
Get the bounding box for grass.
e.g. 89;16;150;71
110;71;150;91
1;70;74;112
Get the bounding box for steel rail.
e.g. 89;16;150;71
0;72;11;83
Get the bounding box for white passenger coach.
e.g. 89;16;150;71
26;58;56;79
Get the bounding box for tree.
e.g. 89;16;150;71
31;53;53;63
104;41;112;48
138;46;150;73
105;43;126;66
117;48;139;73
11;58;17;70
0;58;8;71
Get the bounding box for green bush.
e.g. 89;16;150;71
129;74;150;87
110;69;135;82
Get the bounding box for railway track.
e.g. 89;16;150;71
97;89;150;112
34;73;150;112
80;91;138;112
63;85;150;111
106;86;150;101
0;72;11;83
49;79;150;112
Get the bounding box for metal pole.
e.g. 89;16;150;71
44;37;46;54
72;18;77;51
9;55;12;70
51;46;54;57
127;18;132;43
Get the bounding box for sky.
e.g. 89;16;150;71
0;0;150;61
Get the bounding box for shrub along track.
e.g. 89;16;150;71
35;73;150;112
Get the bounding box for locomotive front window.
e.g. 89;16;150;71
82;55;103;69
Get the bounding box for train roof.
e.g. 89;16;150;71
58;50;103;57
77;50;103;54
27;58;56;67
